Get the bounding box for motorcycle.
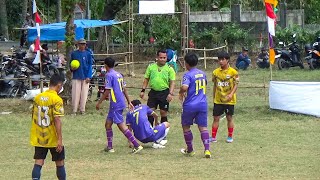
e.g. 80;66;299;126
0;69;28;98
305;42;320;70
276;34;304;70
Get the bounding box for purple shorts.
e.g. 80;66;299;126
181;110;208;127
106;109;124;124
140;123;167;143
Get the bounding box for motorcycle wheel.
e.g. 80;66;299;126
299;61;304;69
277;58;289;70
7;86;19;98
309;59;317;70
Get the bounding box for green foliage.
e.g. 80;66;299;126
276;25;315;45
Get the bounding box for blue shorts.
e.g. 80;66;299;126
181;110;208;127
140;123;167;143
106;109;124;124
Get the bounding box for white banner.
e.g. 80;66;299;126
269;81;320;117
139;0;175;14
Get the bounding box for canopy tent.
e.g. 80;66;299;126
27;19;120;42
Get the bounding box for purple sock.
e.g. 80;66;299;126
123;129;140;147
200;130;210;151
106;129;113;149
183;130;193;152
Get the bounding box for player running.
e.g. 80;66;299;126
179;52;211;158
96;57;143;154
126;100;170;149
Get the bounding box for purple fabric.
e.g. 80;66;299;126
106;129;113;149
182;68;208;112
105;69;126;110
200;130;210;151
181;111;208;127
126;105;154;140
183;131;193;152
123;129;139;147
106;109;124;124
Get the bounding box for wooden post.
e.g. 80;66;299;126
204;47;207;69
39;55;44;93
125;54;129;75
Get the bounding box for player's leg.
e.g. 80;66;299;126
195;111;211;158
226;105;235;143
114;110;143;153
71;79;81;114
50;147;66;180
153;122;170;146
32;147;47;180
211;103;224;142
181;111;196;156
159;90;169;123
105;116;114;152
147;90;158;126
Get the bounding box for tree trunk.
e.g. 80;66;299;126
95;0;126;52
62;1;76;100
0;0;9;39
56;0;62;22
22;0;28;22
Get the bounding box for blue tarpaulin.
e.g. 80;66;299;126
27;19;120;42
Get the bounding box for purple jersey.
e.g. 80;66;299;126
126;105;154;141
105;69;126;110
182;68;208;111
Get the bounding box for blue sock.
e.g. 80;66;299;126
32;164;42;180
56;165;66;180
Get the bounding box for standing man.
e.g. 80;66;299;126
71;38;93;115
20;13;35;48
211;51;239;143
179;52;211;158
96;57;143;154
140;49;176;127
30;74;66;180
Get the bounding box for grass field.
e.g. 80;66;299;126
0;64;319;179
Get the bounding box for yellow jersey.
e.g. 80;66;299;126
30;90;64;147
212;66;239;105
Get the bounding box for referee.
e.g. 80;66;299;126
140;49;176;126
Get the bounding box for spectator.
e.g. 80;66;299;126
236;47;251;70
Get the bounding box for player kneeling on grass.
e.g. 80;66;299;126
126;100;170;149
96;57;143;154
30;74;66;180
179;52;211;158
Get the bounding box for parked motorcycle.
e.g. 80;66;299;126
305;42;320;70
276;34;304;70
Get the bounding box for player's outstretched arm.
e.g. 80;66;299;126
54;116;63;153
123;87;133;110
167;80;175;102
151;111;159;125
96;89;110;110
179;85;188;102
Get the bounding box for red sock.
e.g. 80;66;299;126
212;127;218;138
228;128;234;137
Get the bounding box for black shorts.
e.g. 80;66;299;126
213;103;234;116
147;89;169;111
34;146;65;161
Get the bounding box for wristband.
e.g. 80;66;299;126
141;89;146;93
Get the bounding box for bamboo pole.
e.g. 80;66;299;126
204;47;207;69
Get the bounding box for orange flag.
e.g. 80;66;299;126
265;0;278;7
269;48;275;65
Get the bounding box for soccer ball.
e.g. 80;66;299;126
70;60;80;70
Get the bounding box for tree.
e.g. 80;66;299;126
95;0;126;52
56;0;62;22
0;0;9;39
22;0;28;23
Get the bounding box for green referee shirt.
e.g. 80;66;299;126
144;63;176;91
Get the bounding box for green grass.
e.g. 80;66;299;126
0;65;320;179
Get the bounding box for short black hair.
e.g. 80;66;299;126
50;74;65;87
217;51;230;60
157;49;167;56
104;57;115;68
184;52;198;67
131;99;141;106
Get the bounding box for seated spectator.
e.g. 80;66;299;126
236;47;251;70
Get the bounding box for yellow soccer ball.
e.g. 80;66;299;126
70;60;80;70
